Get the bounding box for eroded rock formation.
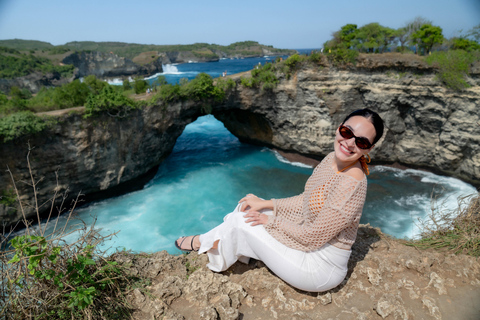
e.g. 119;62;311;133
62;51;163;79
0;102;203;227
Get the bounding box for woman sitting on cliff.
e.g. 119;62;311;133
175;108;384;292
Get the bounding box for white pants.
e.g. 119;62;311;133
198;204;351;292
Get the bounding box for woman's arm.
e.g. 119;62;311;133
265;178;367;251
238;194;273;212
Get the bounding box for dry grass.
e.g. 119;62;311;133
407;193;480;256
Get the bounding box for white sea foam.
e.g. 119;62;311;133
273;150;313;168
162;64;181;74
373;166;477;239
144;72;163;80
107;78;127;85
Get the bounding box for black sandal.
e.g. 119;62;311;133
175;235;199;252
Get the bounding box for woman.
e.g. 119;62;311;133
175;108;384;292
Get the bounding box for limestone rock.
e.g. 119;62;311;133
111;224;480;319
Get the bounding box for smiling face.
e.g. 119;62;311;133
334;116;376;164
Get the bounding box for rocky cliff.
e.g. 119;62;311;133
1;59;479;228
214;56;480;187
0;102;204;228
62;51;163;79
117;224;480;320
0;70;74;94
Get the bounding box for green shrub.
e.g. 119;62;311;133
284;54;304;70
27;80;91;112
152;73;226;112
85;85;136;118
83;75;108;94
0;111;52;142
133;77;148;94
0;91;29;115
425;50;479;91
215;77;236;91
122;78;132;91
0;188;16;206
240;63;278;90
326;48;359;66
308;51;324;63
180;73;224;102
240;77;254;88
154;83;182;104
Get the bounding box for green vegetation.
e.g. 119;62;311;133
133;77;149;94
152;73;225;114
0;111;53;142
241;62;279;90
411;24;444;55
323;17;451;56
215;77;236;92
426;50;480;90
326;48;359;66
47;46;71;55
85;85;136;118
28;80;91;112
0;51;74;79
319;20;479;90
407;194;480;257
0;39;296;60
451;38;480;52
192;49;219;60
1;156;145;319
0;39;54;51
0;188;16;206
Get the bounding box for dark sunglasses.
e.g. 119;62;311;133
338;125;373;149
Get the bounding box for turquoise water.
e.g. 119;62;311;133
49;115;476;255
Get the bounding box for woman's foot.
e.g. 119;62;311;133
175;235;200;252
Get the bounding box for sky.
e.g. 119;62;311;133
0;0;478;49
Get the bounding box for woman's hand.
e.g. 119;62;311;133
238;194;273;226
238;194;272;212
244;211;268;226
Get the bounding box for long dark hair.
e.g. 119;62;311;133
342;108;384;145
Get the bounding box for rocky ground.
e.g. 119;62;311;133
114;224;480;320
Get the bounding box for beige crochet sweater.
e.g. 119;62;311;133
265;152;368;251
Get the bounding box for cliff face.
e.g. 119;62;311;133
0;71;74;94
214;62;480;187
1;62;479;228
0;102;203;227
62;51;163;79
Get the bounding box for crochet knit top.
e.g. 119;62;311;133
264;152;368;251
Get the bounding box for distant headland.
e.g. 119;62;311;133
0;39;297;93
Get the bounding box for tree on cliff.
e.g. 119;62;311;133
355;23;395;53
325;23;396;53
340;24;359;49
411;24;444;55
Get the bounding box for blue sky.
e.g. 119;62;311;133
0;0;478;49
